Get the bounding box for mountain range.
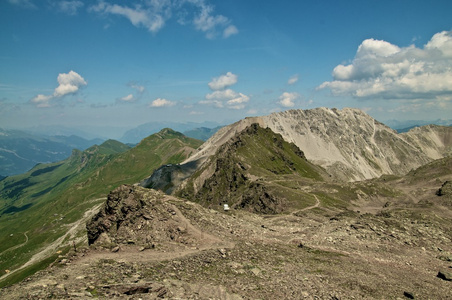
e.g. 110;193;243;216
0;128;103;177
0;108;451;298
119;121;223;144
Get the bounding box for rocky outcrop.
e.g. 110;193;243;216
86;185;196;248
184;108;452;181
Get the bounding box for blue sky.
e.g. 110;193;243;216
1;0;452;138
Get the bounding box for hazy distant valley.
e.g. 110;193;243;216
0;126;222;178
1;108;451;299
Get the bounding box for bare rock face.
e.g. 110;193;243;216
86;185;195;248
185;108;452;181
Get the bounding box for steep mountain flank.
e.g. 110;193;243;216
0;129;202;287
185;108;452;181
176;123;327;214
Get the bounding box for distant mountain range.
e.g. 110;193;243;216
384;118;452;132
119;121;223;144
0;128;103;177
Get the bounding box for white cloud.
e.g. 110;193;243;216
89;1;167;33
288;74;299;85
206;89;237;100
120;94;134;102
191;2;238;39
30;94;52;108
208;72;238;90
56;1;84;15
193;4;227;36
278;92;299;107
117;83;145;103
54;71;87;97
227;93;250;109
318;30;452;101
89;0;238;38
149;98;175;107
31;70;87;107
223;25;238;38
204;88;249;109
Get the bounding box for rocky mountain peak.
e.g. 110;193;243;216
184;107;452;182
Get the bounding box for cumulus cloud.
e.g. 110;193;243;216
208;72;238;90
226;93;250;110
53;71;87;97
288;74;299;85
55;1;84;15
278;92;299;107
89;0;238;38
31;70;87;107
318;31;452;101
206;89;237;100
204;88;249;109
149;98;175;107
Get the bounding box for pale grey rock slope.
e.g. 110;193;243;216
185;108;452;181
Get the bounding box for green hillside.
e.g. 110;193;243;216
0;129;202;287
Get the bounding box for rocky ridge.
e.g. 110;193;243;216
175;123;327;214
185;108;452;181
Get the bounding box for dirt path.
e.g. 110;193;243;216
265;194;321;224
0;232;28;257
296;194;320;213
80;198;235;265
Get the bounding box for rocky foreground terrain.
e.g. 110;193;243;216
1;158;451;299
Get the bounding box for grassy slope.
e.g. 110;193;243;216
177;124;328;213
0;129;202;287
